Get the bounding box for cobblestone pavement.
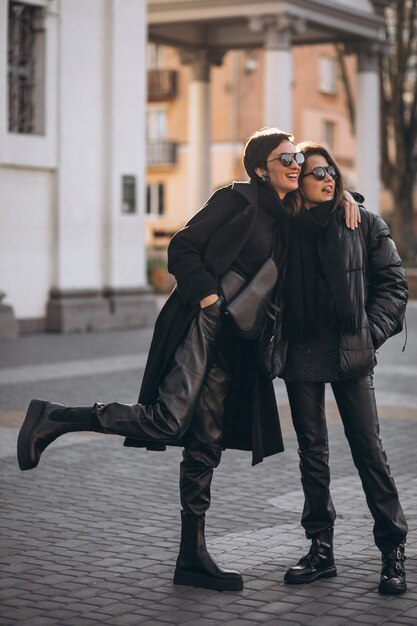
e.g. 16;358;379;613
1;304;416;625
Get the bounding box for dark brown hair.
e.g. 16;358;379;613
243;127;294;180
286;141;345;214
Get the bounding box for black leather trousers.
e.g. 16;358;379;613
93;299;230;518
285;377;408;553
180;350;230;517
94;300;224;443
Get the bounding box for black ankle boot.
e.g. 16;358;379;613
284;528;337;584
173;512;243;591
17;399;99;471
379;543;407;594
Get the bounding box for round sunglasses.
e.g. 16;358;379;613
302;165;338;181
266;152;305;167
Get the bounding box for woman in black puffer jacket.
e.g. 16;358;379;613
265;142;408;594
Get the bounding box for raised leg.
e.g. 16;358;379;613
17;301;223;470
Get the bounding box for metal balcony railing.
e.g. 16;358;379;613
148;69;178;101
147;140;178;165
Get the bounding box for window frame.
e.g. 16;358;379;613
318;55;338;96
146;181;165;218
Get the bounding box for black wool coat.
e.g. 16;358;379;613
124;181;285;465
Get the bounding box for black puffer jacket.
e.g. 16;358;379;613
276;205;408;379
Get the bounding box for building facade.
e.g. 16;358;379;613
0;0;154;335
145;42;359;248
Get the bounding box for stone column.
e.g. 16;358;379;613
180;49;224;216
249;15;304;133
47;0;155;332
355;45;381;214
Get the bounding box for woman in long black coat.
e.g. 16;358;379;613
17;128;357;592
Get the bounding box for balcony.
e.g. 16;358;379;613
148;69;178;101
147;140;178;166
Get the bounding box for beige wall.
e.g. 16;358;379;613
293;45;356;174
146;43;358;244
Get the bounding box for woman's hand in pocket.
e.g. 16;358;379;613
200;294;220;309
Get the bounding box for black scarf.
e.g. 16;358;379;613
283;200;356;340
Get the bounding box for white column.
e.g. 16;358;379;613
249;15;304;133
356;46;380;214
46;0;151;331
264;18;292;132
189;51;211;216
105;0;147;287
180;49;221;217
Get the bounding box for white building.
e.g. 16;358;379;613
0;0;154;336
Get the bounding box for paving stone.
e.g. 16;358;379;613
308;616;346;625
17;618;58;626
239;611;278;623
279;612;315;624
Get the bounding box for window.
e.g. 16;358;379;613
8;1;46;134
318;56;337;96
146;108;167;141
146;183;165;217
122;175;136;214
323;120;335;151
147;43;166;70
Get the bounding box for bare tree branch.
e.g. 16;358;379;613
404;0;417;63
335;44;355;134
380;0;417;259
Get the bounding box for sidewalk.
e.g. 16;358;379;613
1;305;416;625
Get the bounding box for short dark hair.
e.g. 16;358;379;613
286;141;345;214
243;127;294;180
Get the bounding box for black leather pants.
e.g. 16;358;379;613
94;300;224;443
285;377;408;553
180;350;231;517
93;299;230;517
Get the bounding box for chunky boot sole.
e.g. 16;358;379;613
378;580;407;595
284;565;337;585
17;399;46;471
173;567;243;591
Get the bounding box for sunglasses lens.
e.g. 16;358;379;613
295;153;305;165
314;167;326;180
328;166;337;179
280;154;293;167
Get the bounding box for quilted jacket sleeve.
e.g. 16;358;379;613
364;211;408;349
167;186;235;305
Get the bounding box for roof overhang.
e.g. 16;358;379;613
148;0;388;50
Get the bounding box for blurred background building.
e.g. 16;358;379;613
1;0;415;336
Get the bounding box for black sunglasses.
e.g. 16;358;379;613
302;165;338;181
266;152;305;167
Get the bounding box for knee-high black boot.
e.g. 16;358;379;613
17;301;223;471
173;512;243;591
174;354;242;591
